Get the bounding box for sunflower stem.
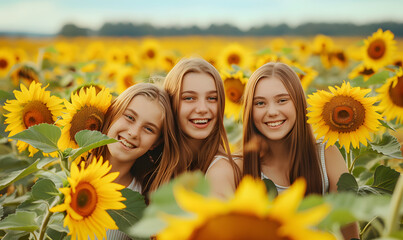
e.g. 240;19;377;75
360;216;378;237
38;195;60;240
346;149;353;173
383;174;403;237
58;150;70;177
348;155;358;174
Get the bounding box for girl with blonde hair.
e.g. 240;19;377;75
164;57;241;199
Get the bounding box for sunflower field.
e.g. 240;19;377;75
0;29;402;240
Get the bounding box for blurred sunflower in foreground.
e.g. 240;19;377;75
3;82;64;156
58;86;112;153
377;68;403;124
221;69;248;121
307;81;382;152
50;157;126;240
157;177;335;240
362;28;396;71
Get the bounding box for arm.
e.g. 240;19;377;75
325;145;360;240
205;158;237;200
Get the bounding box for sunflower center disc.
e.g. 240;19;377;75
227;54;240;65
323;95;366;133
70;106;104;142
71;182;97;217
23;101;54;128
189;214;288;240
389;76;403;107
224;78;244;103
146;49;155;59
367;39;386;60
0;59;8;69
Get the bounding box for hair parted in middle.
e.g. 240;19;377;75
163;57;241;185
242;62;323;194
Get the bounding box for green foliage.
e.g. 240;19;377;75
0;211;38;232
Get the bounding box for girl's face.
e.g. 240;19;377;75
252;77;296;141
178;72;218;140
106;95;163;164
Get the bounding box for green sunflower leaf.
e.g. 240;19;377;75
337;173;359;193
9;123;61;153
370;165;400;194
108;188;147;239
69;130;118;161
31;178;59;201
0;157;54;191
0;211;38;232
368;132;403;159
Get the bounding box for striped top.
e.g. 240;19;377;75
262;141;329;195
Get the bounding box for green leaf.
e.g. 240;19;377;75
2;231;30;240
9;123;61;153
320;192;392;230
0;157;54;191
371;165;400;194
337;173;359;193
262;178;278;200
108;188;146;237
379;119;396;131
368;132;403;159
31;178;59;201
69;130;118;161
0;211;38;231
130;171;209;238
365;70;392;85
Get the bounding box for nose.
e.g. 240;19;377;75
128;124;140;138
266;104;279;117
195;99;208;114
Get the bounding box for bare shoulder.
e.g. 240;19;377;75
206;157;237;199
324;145;348;192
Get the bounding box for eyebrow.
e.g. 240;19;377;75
254;93;290;99
125;108;160;130
181;90;218;95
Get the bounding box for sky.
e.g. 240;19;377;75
1;0;403;34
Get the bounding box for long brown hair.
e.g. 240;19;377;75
91;83;183;195
242;62;322;194
164;57;241;186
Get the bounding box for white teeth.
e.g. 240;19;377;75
267;121;284;127
192;119;208;124
121;138;135;148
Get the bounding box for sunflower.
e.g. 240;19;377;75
312;35;334;55
116;66;139;94
221;70;248;120
307;81;382;152
330;49;349;69
0;48;16;77
377;68;403;124
50;156;126;240
270;38;287;53
3;82;64;156
139;38;162;70
58;86;112;152
292;39;311;63
218;43;252;71
362;29;396;71
253;53;278;71
9;64;40;87
82;41;105;61
157;177;334;240
291;62;318;90
348;63;376;81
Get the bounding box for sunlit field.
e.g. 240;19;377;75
0;32;402;240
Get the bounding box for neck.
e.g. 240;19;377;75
262;138;292;166
106;153;135;187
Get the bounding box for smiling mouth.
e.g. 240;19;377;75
119;136;136;149
190;119;210;124
266;120;285;127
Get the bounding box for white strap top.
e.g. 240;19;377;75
262;141;329;195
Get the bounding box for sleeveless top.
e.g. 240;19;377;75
206;154;241;174
261;141;329;195
92;178;141;240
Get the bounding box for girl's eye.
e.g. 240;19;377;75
183;96;194;101
145;127;154;133
208;96;218;101
279;98;289;103
254;101;264;106
125;114;134;121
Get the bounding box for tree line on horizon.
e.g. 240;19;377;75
56;21;403;37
